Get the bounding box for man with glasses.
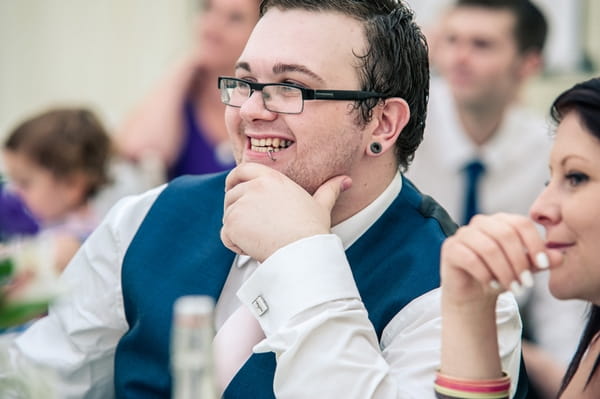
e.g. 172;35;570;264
6;1;523;398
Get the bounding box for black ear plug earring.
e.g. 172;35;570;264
370;142;382;154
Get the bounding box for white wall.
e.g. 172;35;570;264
0;0;196;143
587;0;600;69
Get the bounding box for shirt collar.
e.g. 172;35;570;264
235;172;402;268
436;104;532;172
236;254;253;268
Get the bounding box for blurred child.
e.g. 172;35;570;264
2;108;112;272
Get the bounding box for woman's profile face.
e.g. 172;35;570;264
195;0;259;72
530;111;600;304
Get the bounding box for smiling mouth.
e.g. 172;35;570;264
250;137;294;153
546;242;575;255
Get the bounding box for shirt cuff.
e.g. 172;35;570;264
237;234;360;336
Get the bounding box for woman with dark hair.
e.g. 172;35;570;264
438;77;600;399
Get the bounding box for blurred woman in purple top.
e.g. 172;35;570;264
116;0;260;180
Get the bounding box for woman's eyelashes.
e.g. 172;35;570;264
565;171;589;187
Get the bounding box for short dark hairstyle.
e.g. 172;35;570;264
456;0;547;54
551;77;600;142
4;108;112;199
550;77;600;397
259;0;430;171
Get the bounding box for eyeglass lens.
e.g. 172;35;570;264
220;79;304;114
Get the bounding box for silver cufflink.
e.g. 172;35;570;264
252;295;269;316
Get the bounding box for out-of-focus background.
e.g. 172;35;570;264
409;0;599;113
0;0;598;142
0;0;198;139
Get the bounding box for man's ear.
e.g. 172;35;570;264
366;97;410;156
518;50;544;81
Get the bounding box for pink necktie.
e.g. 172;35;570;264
213;303;265;394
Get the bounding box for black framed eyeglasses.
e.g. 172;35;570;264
218;76;385;114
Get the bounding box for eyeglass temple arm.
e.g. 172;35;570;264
307;89;384;100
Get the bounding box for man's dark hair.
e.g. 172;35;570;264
259;0;429;171
456;0;547;54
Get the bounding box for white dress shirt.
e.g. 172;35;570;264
407;79;553;222
6;172;522;398
406;78;587;367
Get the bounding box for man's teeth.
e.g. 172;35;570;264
250;137;293;152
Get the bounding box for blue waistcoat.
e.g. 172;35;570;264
114;172;457;398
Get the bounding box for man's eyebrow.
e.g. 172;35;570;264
233;61;325;84
235;61;251;72
273;63;325;83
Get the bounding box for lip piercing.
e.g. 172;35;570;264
267;148;277;161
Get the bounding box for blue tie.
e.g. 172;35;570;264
462;159;485;225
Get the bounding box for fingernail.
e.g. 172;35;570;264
535;252;549;269
520;270;534;288
510;281;524;296
489;280;502;291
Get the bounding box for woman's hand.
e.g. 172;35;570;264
441;213;557;307
439;213;561;380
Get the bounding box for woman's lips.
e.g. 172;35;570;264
545;242;575;250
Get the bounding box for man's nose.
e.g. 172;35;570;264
452;42;472;63
242;89;264;109
239;90;276;120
